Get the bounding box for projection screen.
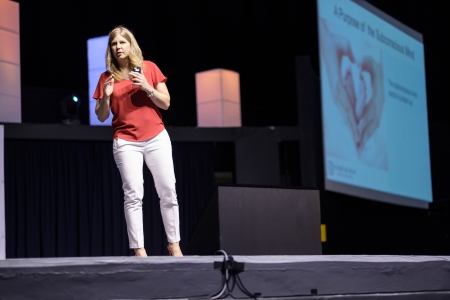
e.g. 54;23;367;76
317;0;432;208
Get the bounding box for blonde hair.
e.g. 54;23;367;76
106;26;144;81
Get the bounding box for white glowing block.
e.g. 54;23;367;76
0;0;21;123
195;69;241;127
87;35;111;126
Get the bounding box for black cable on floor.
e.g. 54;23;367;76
211;250;230;299
211;250;261;299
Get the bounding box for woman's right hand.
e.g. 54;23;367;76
96;75;114;122
356;55;384;151
103;75;114;97
320;18;359;146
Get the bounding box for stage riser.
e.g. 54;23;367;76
1;256;449;299
264;293;450;300
187;186;322;255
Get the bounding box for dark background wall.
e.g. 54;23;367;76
14;0;449;127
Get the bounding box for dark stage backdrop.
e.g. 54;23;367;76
4;139;216;258
14;0;449;127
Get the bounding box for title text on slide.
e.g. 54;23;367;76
333;6;415;60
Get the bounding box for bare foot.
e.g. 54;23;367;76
134;247;147;257
167;242;183;257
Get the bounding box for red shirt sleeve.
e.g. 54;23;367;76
92;72;108;100
146;61;167;87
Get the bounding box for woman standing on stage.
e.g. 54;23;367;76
93;26;183;257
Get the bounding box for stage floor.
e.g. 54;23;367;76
1;255;450;299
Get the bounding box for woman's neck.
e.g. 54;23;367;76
117;58;129;70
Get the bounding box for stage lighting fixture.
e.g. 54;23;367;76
60;94;81;125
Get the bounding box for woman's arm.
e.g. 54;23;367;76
95;95;111;122
144;81;171;110
129;70;171;110
95;75;114;122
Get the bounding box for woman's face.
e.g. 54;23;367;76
111;34;131;61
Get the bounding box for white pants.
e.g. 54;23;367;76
113;129;180;249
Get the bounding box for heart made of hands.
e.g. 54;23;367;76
340;55;373;123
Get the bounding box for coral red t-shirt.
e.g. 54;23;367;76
93;60;167;141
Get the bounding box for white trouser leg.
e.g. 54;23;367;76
113;129;180;249
113;138;145;249
143;130;180;243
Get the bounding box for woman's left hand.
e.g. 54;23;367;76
129;70;171;110
129;71;152;92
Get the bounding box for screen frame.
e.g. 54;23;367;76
318;0;432;209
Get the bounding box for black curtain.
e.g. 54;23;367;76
5;139;216;258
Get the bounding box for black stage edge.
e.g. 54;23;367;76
0;255;450;299
187;185;321;255
0;123;299;142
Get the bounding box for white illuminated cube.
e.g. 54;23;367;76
0;0;21;123
87;35;111;126
195;69;241;127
